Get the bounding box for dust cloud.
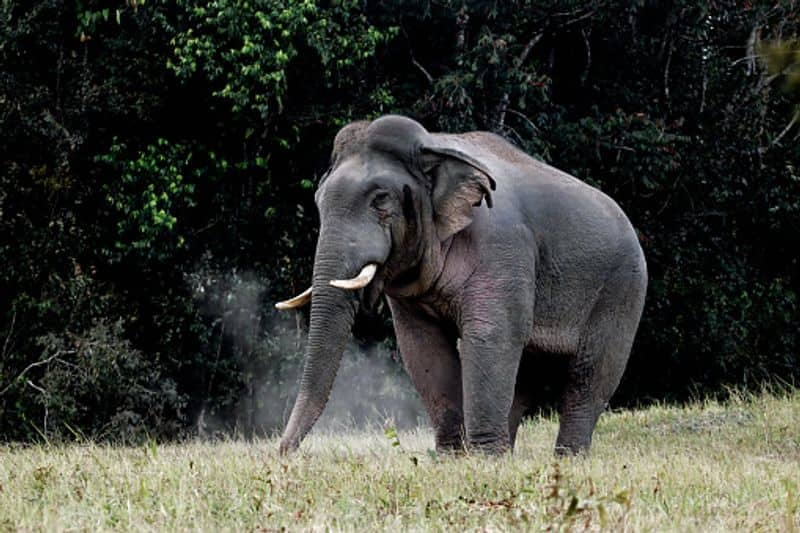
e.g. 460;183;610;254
314;340;426;433
187;261;426;438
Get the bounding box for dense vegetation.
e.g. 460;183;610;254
1;1;798;441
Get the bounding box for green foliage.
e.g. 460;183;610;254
760;38;800;95
99;139;199;262
35;319;184;441
1;0;799;441
168;0;398;118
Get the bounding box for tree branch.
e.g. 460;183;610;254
581;28;592;84
491;7;594;132
0;350;75;396
411;57;434;84
2;312;15;361
456;8;469;51
700;58;708;113
745;24;760;75
506;108;540;133
25;379;47;395
770;109;800;148
552;8;596;27
514;33;544;68
491;94;511;133
664;39;673;110
491;33;544;133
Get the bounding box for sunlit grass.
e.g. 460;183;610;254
1;390;798;531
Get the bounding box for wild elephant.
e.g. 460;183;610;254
276;115;647;455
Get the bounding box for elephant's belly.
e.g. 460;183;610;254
528;286;593;356
529;263;601;355
528;323;581;356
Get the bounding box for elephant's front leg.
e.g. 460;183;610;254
388;298;464;452
459;300;529;454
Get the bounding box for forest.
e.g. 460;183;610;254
1;0;799;442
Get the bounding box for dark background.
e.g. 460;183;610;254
1;0;798;441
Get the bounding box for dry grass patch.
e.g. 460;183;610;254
1;390;798;531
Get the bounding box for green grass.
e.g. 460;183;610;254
1;391;799;531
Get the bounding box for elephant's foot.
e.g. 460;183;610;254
554;411;597;456
435;441;465;455
553;439;591;456
434;425;465;454
466;441;510;455
465;430;511;455
279;437;300;456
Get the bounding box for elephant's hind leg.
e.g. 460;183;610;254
555;269;646;455
508;390;531;450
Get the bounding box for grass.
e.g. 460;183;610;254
1;390;799;532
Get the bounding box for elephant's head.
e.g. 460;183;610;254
276;115;495;453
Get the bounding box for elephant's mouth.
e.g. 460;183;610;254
275;263;380;310
387;262;422;290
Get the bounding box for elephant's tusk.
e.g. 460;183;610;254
275;286;313;310
330;264;377;290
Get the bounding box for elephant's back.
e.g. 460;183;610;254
436;131;646;348
435;131;639;243
432;130;542;174
435;128;644;274
433;131;613;201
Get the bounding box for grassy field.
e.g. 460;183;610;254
1;391;798;532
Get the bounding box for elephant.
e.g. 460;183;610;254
275;115;647;455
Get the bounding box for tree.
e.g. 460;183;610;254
1;0;798;441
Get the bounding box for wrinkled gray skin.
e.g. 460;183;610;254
279;115;647;456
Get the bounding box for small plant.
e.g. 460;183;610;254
543;462;632;531
382;418;401;448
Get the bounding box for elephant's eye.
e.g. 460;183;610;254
371;191;392;212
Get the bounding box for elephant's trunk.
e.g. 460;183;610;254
279;241;357;454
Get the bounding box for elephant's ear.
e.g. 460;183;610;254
421;145;497;241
